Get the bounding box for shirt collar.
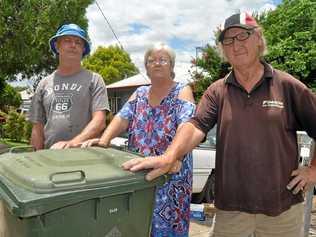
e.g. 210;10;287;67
224;60;274;85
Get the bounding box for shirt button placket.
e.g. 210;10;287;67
245;93;253;107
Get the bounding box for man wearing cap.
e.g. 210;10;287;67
30;23;109;150
122;12;316;237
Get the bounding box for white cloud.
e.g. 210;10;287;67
259;3;277;12
86;0;277;80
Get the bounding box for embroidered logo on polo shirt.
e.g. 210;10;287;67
262;100;284;109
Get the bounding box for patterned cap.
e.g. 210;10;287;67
218;12;258;42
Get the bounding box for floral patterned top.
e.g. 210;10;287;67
118;82;195;237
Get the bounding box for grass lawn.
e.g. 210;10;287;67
0;139;32;154
0;138;29;148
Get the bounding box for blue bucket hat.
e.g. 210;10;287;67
49;23;91;57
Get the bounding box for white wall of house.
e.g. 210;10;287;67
19;89;33;117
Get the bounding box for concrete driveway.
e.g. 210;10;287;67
189;203;215;237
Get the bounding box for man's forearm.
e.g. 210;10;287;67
70;111;106;144
99;115;129;146
31;124;44;150
121;122;207;181
165;122;205;162
31;136;44;150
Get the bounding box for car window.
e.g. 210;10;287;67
198;126;216;148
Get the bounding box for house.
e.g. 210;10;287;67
18;89;33;118
106;73;151;113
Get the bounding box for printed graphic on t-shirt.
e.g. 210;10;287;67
262;100;284;109
53;83;82;92
52;94;73;113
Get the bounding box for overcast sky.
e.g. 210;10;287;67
86;0;281;81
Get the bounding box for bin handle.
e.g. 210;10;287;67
49;170;86;187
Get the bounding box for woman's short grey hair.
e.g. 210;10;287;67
144;42;176;79
217;27;267;62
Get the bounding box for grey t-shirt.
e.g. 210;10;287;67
29;69;110;148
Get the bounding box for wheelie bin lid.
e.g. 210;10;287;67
0;147;167;217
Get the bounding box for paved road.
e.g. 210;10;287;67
190;217;213;237
189;204;214;236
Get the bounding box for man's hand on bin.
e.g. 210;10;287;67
122;155;182;181
50;140;81;149
81;138;109;148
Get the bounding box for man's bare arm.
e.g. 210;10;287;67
50;110;106;149
122;122;205;180
288;139;316;193
31;123;45;150
71;110;106;143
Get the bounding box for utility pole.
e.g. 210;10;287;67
195;47;204;75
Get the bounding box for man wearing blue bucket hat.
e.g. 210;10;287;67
29;23;110;150
49;23;91;57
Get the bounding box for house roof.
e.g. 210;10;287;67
106;71;193;89
107;74;151;89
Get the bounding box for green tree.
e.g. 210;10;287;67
83;45;139;85
191;0;316;99
258;0;316;90
190;45;230;101
0;0;94;91
0;111;7;139
3;110;26;142
0;83;22;112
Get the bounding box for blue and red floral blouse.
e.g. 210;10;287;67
118;82;195;237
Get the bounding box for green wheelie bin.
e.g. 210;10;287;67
0;147;166;237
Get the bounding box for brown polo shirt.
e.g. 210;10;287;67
190;61;316;216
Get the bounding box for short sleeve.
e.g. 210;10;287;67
189;84;218;135
117;86;145;122
290;80;316;139
29;82;46;124
117;100;136;121
90;73;110;112
176;100;196;125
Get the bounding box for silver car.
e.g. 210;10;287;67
191;127;216;203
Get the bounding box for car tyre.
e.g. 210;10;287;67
191;190;205;204
191;171;215;204
204;171;215;203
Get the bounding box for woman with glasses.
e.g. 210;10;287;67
82;43;195;237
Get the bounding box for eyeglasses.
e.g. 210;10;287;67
146;58;169;66
221;30;255;45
